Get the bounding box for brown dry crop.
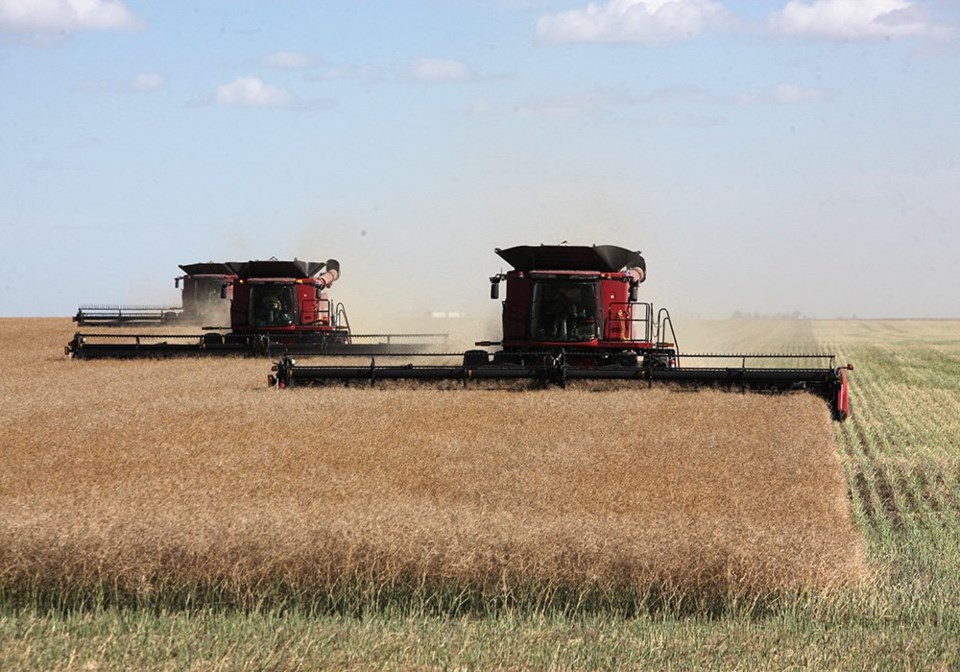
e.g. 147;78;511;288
0;318;867;612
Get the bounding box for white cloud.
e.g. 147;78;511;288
0;0;140;33
737;83;827;105
768;0;941;39
262;51;315;70
215;77;291;108
536;0;732;44
410;58;474;82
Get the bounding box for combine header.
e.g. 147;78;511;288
270;245;852;421
66;259;445;359
72;262;237;326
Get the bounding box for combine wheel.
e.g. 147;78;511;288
610;351;638;367
492;351;524;366
250;334;271;356
463;350;490;368
642;350;675;369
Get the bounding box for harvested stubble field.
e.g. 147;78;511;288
0;319;864;614
5;317;960;669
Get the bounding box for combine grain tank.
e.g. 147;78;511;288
270;244;852;421
66;259;446;359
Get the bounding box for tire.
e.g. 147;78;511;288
463;350;490;368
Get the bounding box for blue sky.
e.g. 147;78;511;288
1;0;959;327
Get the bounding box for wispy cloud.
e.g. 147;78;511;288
74;72;165;93
737;83;828;105
409;58;475;82
536;0;733;44
469;85;717;118
215;76;291;108
469;81;829;120
261;51;316;70
314;63;380;82
258;51;382;82
469;91;620;117
129;72;164;92
0;0;141;34
768;0;946;40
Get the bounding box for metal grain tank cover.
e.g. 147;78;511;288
495;245;646;274
235;259;332;280
177;262;241;276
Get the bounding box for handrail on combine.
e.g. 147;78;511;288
656;307;679;364
335;302;351;340
628;302;653;342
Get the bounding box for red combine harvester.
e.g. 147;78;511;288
72;262;237;326
66;259;446;358
271;244;852;421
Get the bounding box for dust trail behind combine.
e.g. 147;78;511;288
0;319;867;612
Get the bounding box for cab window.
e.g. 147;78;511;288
251;285;296;327
530;280;598;342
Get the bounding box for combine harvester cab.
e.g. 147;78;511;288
72;261;238;327
66;258;447;359
271;244;852;421
175;262;240;325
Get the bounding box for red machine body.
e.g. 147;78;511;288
228;259;346;343
68;257;445;358
489;245;674;366
500;272;654;351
